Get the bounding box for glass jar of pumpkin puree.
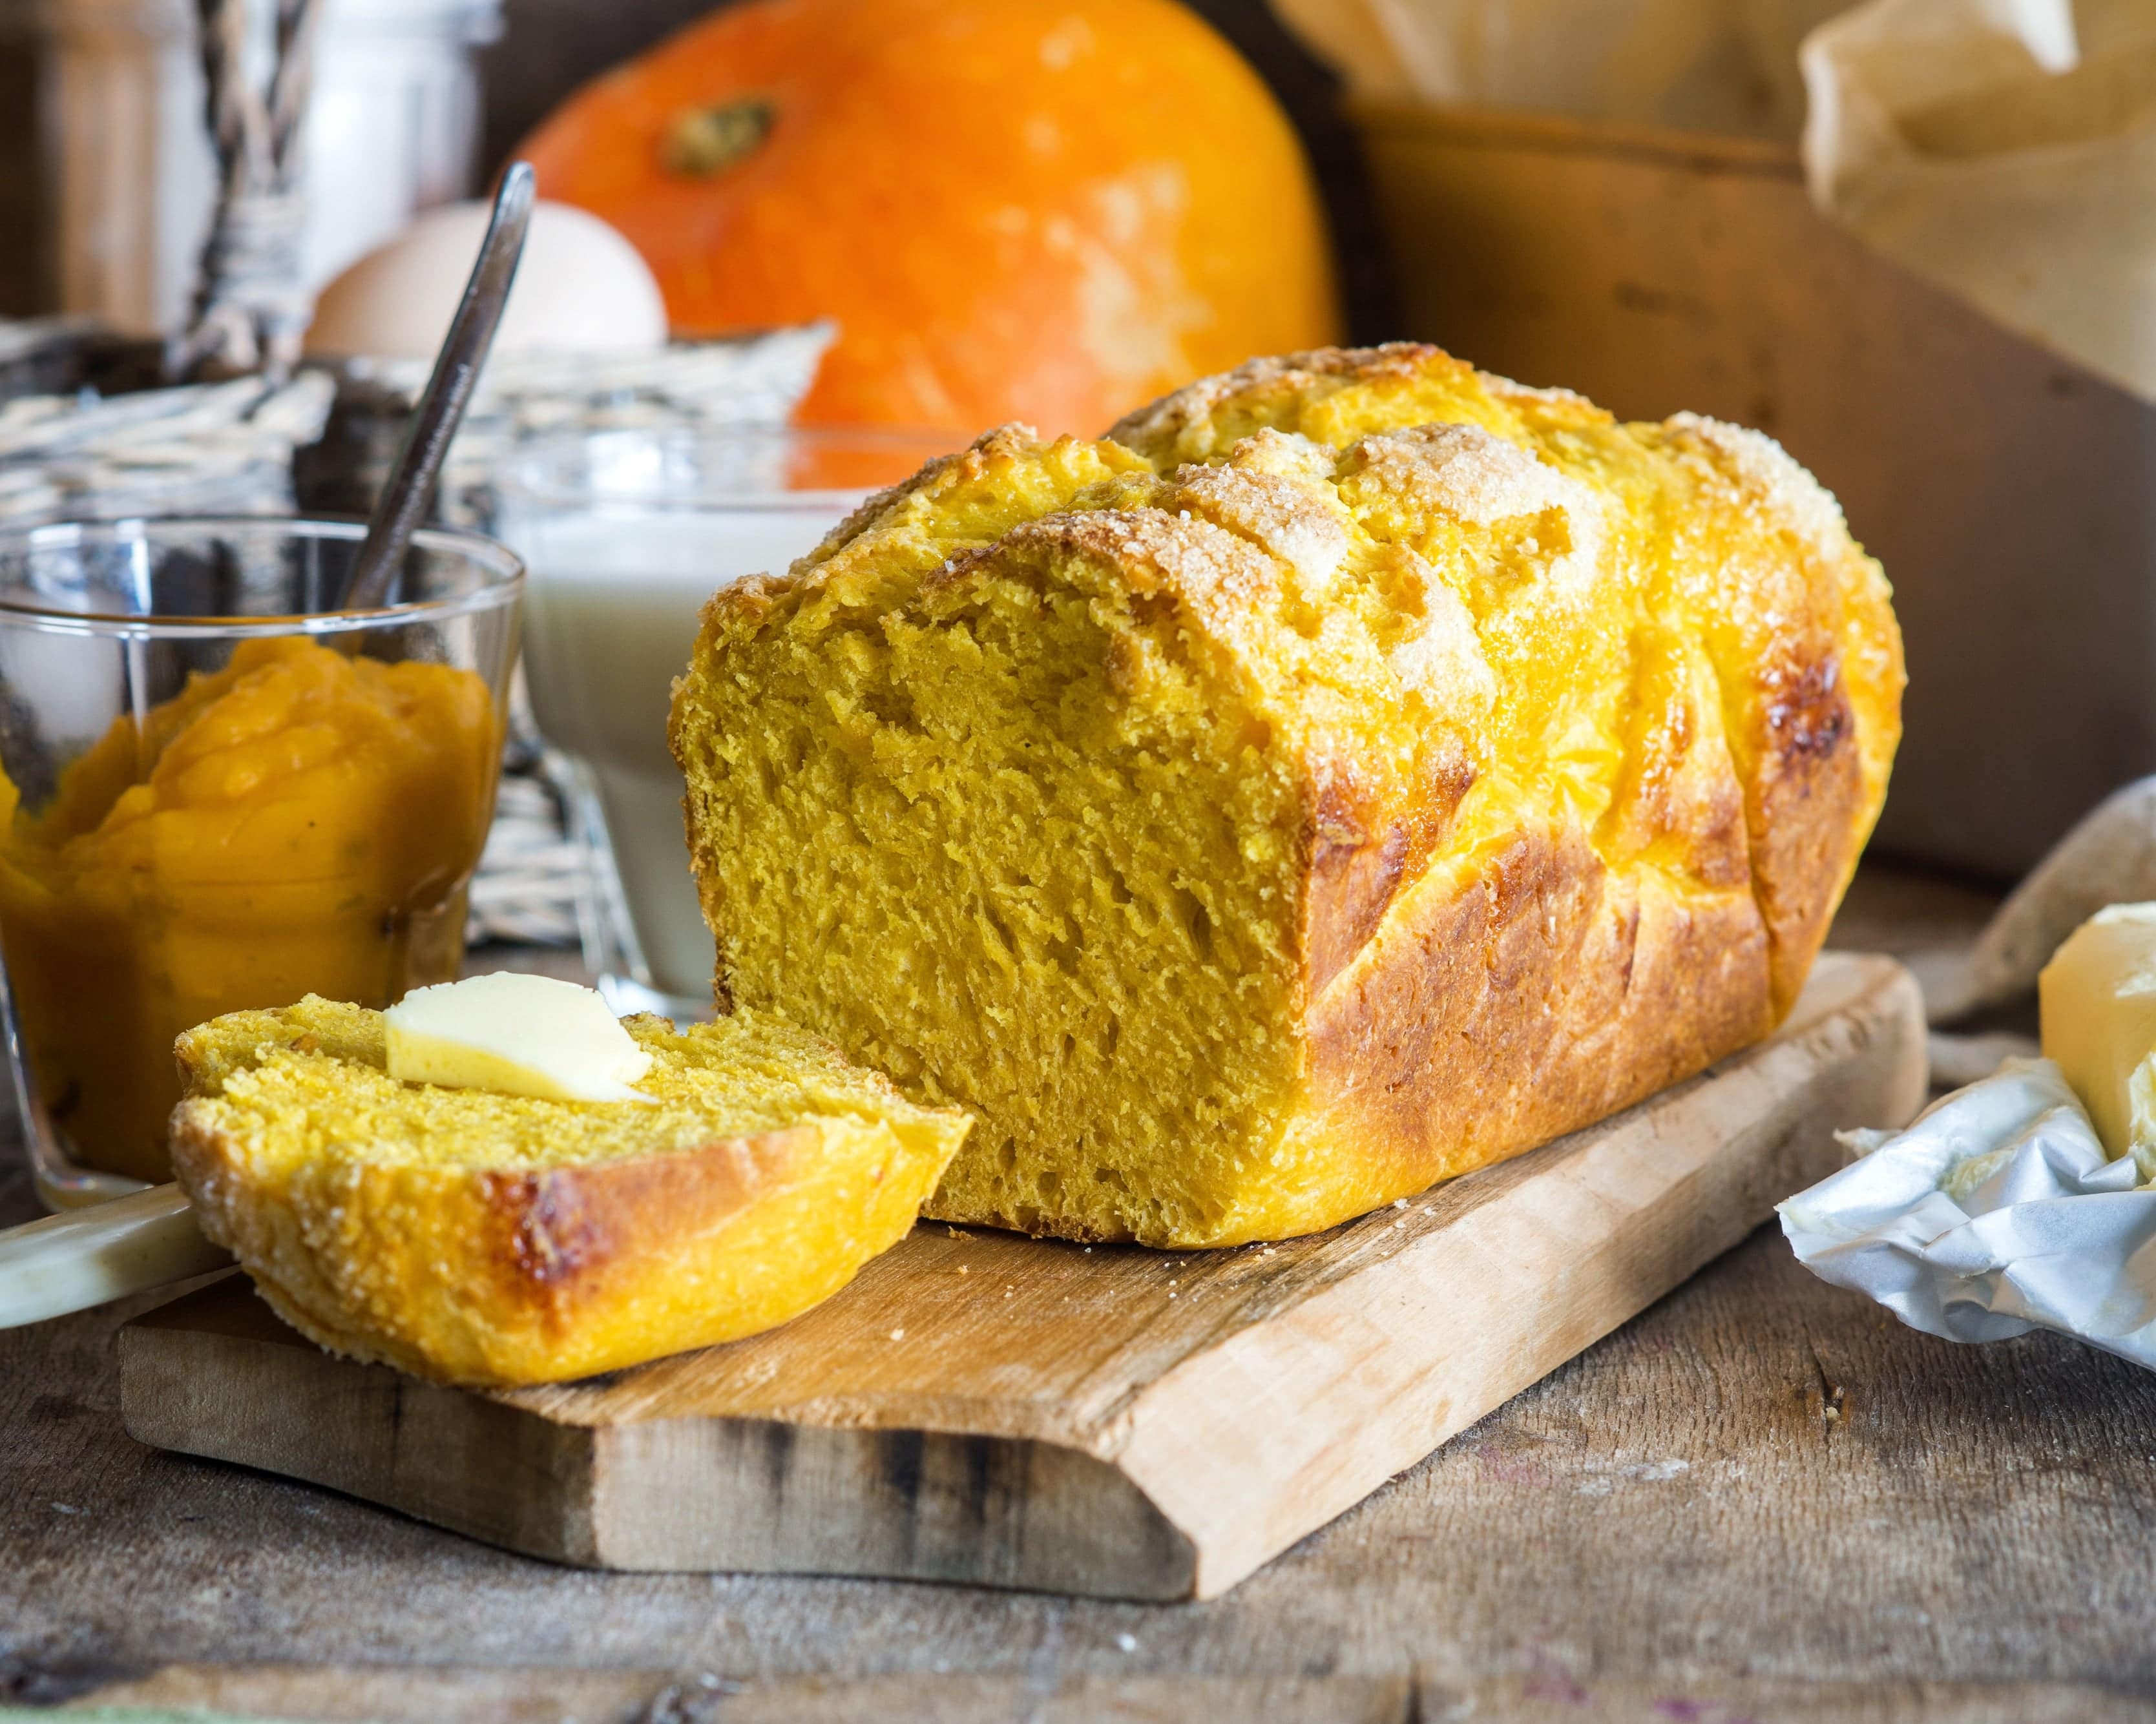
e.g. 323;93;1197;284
0;519;522;1202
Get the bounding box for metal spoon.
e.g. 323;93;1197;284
338;161;536;612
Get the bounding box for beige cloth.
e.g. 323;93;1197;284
1926;778;2156;1026
1914;776;2156;1085
1801;0;2156;402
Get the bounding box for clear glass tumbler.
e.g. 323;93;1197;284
0;517;523;1207
489;427;950;1021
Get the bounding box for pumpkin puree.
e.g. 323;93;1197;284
0;638;499;1182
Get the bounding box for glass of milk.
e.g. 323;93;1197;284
491;427;950;1021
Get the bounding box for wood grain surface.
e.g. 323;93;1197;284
52;1663;2156;1723
111;953;1922;1603
8;876;2156;1721
13;1176;2156;1719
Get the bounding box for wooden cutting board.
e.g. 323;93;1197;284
117;952;1925;1602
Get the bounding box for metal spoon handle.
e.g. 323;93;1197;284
339;162;536;612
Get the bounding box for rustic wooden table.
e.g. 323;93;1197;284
6;868;2155;1724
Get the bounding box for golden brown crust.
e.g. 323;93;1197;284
175;1112;821;1378
1648;411;1889;1017
1105;342;1452;461
1112;349;1897;1026
457;1129;812;1341
1283;829;1772;1233
1301;747;1478;999
1118;351;1896;1230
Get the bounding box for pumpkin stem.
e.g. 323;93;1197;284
661;97;777;177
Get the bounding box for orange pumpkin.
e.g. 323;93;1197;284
518;0;1342;433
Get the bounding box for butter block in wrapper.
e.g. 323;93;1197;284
1784;895;2156;1367
2040;903;2156;1175
1779;1061;2156;1366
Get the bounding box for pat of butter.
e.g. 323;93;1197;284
385;972;654;1103
2039;902;2156;1163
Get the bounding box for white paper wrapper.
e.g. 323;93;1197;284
1779;1059;2156;1366
1270;0;1848;140
1801;0;2156;404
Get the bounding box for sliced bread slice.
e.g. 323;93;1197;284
171;995;970;1387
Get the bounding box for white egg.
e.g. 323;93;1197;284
304;200;669;359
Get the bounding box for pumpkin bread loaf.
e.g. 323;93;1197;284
670;344;1903;1249
171;997;969;1386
